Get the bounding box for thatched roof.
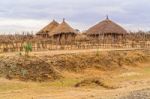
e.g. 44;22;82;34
86;17;127;35
49;19;77;36
37;20;59;35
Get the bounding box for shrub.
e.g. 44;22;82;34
24;42;32;57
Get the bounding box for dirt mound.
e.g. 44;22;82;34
122;51;149;65
74;77;119;89
0;50;149;82
45;50;149;72
0;56;62;82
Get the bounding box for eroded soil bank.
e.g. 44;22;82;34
0;50;149;81
0;50;149;99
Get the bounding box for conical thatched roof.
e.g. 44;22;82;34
49;19;77;36
86;17;127;35
37;20;59;35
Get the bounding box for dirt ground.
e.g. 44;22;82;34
0;48;147;57
0;49;150;99
0;65;150;99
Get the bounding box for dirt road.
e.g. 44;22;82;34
0;76;150;99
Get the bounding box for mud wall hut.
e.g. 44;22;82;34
86;17;127;43
36;20;59;38
49;19;77;44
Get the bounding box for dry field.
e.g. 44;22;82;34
0;49;149;99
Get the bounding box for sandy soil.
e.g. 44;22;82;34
0;65;150;99
0;49;149;99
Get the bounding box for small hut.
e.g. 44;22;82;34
36;20;59;38
49;19;77;44
86;16;127;42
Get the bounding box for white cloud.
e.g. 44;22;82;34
0;0;150;33
0;18;48;33
124;24;150;32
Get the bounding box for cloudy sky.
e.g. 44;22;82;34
0;0;150;33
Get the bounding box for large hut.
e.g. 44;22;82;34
49;19;77;44
36;20;59;38
86;16;127;43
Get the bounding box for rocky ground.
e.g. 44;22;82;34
120;88;150;99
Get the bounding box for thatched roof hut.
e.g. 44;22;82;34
86;17;127;35
49;19;77;44
49;19;77;37
36;20;59;37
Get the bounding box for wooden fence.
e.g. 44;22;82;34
0;32;149;52
0;40;149;53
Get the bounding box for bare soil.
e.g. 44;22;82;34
0;49;149;99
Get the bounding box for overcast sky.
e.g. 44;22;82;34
0;0;150;33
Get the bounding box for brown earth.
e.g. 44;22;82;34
0;49;149;99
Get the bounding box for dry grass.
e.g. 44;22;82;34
0;50;149;82
0;50;149;99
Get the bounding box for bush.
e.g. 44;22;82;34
24;42;32;57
